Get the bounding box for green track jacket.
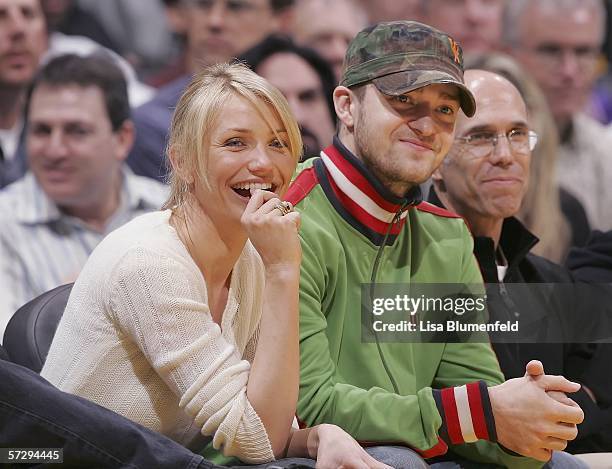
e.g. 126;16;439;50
285;139;541;468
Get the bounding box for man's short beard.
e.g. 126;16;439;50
354;106;412;195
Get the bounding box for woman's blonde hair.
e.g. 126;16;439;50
163;62;303;209
467;53;571;262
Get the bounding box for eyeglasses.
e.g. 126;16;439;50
455;129;538;158
434;0;504;13
533;44;600;71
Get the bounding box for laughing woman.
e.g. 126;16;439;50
41;63;386;468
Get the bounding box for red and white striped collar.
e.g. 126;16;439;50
319;137;422;237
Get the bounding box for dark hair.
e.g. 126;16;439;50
27;53;130;131
238;34;337;124
270;0;294;12
167;0;294;12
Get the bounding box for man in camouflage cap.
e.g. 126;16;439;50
340;21;476;117
284;21;583;467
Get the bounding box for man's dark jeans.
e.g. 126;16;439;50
0;359;318;468
0;359;216;468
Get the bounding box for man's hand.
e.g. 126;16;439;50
313;424;392;469
488;360;584;462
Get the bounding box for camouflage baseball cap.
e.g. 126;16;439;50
340;21;476;117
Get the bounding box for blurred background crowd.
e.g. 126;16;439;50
1;0;612;341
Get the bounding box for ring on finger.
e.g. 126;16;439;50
274;201;293;216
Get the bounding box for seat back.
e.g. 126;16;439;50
3;284;73;372
0;343;9;362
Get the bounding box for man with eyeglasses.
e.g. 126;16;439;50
127;0;292;181
503;0;612;233
430;69;610;456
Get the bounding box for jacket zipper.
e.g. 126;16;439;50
498;281;520;319
369;200;411;395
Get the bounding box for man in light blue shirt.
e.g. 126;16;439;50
0;53;167;337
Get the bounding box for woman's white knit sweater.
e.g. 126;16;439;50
41;210;275;463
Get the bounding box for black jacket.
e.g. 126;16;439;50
566;231;612;452
567;230;612;282
560;187;592;249
429;188;612;451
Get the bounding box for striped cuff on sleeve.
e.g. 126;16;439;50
432;381;497;445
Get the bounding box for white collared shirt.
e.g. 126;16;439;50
0;168;168;337
0;118;23;162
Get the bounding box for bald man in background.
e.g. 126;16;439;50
431;68;612;457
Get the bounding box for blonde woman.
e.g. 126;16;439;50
41;63;388;468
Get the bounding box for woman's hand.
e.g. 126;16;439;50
241;189;301;273
241;189;302;457
313;424;392;469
